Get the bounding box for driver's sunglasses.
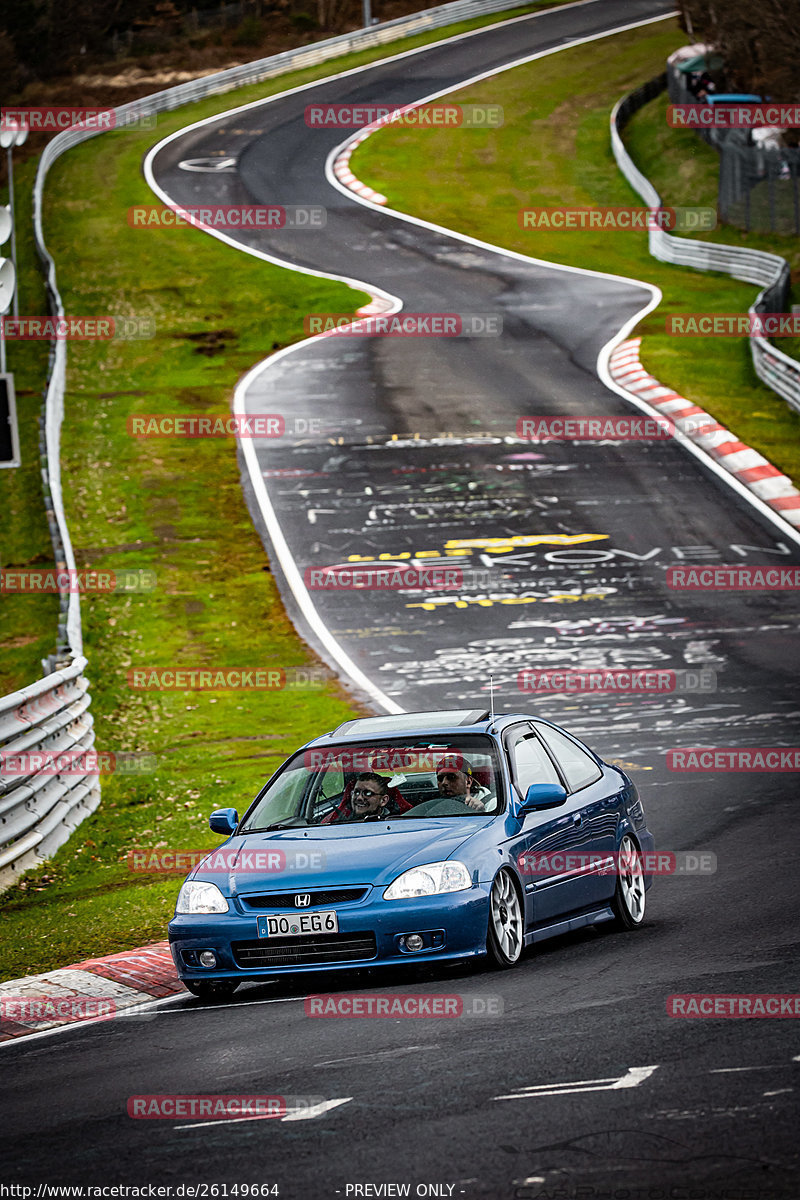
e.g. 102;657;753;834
352;787;381;798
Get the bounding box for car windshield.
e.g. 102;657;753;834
239;736;502;831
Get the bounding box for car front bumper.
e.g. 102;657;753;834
168;886;492;983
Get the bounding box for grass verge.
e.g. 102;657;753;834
0;165;61;692
0;0;580;980
350;20;800;485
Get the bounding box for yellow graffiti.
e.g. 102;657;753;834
346;534;608;563
407;590;616;611
444;534;609;554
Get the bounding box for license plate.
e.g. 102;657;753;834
257;910;339;938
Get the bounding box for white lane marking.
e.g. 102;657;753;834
175;1097;352;1129
135;993;305;1014
143;5;678;715
494;1064;659;1099
283;1097;353;1121
0;989;319;1047
763;1089;793;1097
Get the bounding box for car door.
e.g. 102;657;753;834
533;722;619;910
504;723;597;928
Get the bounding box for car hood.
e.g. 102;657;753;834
193;817;495;893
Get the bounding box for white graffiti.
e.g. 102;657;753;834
177;157;237;172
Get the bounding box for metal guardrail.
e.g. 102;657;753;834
4;0;535;890
611;76;800;415
0;657;100;891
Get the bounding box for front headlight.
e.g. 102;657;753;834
384;860;472;900
175;880;229;914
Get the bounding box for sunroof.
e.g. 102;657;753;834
332;709;490;736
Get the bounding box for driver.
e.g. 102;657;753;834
435;754;492;811
322;772;412;823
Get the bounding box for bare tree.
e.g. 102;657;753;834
677;0;800;100
315;0;359;32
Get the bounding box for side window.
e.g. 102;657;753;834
509;730;561;794
534;724;602;793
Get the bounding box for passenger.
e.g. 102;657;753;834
435;754;492;811
321;771;412;823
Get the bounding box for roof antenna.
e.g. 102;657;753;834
489;673;495;723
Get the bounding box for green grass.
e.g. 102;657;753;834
351;20;800;485
0;162;61;691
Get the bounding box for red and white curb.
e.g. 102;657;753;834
331;100;434;207
0;941;183;1040
609;338;800;529
332;128;388;205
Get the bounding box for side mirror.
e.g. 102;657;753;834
518;783;567;813
209;808;239;835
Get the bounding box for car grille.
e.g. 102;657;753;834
238;888;368;910
232;932;377;967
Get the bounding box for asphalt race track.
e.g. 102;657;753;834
3;0;799;1195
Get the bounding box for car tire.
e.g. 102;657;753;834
486;868;524;968
184;980;239;1002
609;833;646;930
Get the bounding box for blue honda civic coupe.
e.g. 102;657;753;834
168;709;654;999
